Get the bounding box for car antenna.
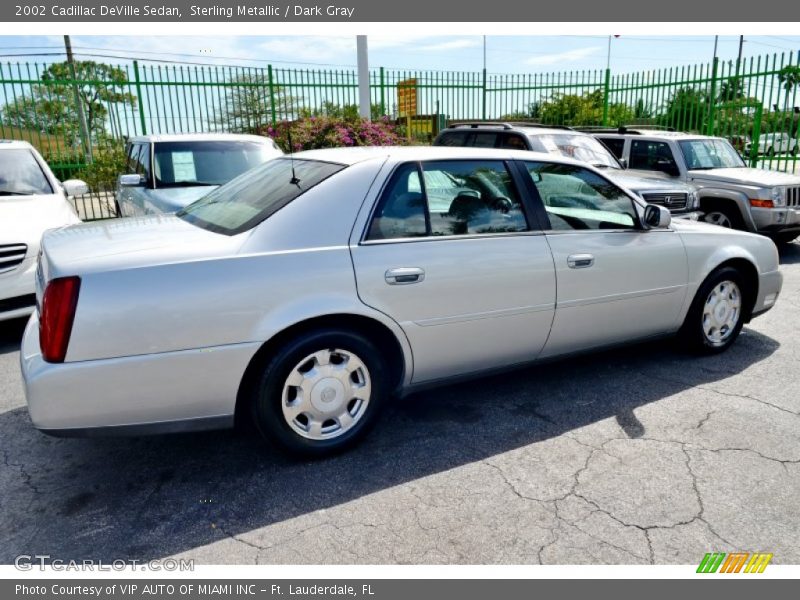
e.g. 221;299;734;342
283;92;300;185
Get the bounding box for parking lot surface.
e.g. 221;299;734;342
1;244;800;565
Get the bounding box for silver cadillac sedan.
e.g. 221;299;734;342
21;147;783;456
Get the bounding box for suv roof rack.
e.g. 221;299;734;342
576;125;678;135
448;121;574;131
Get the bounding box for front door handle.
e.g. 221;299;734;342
385;267;425;285
567;254;595;269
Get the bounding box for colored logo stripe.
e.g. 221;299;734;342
697;552;773;573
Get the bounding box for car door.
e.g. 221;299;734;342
350;159;556;384
520;160;688;357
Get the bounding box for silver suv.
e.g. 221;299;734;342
433;122;700;217
116;133;282;216
591;128;800;244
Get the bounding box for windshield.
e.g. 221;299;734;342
528;134;621;169
0;149;53;196
679;139;746;170
178;157;345;236
153;140;278;188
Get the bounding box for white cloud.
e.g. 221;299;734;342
525;46;602;66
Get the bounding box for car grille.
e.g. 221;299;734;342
642;193;688;211
0;293;36;314
0;244;27;274
787;187;800;208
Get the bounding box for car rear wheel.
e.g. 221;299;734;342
679;266;747;354
251;329;389;456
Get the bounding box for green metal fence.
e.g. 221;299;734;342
1;49;799;215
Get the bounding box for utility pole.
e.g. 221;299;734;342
64;35;92;163
356;35;370;120
712;35;719;62
737;35;744;65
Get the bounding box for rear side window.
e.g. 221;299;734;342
599;137;625;159
435;131;470;146
178;158;344;236
367;160;529;240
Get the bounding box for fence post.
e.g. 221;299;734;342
267;64;277;125
379;66;386;116
482;68;487;120
132;60;148;135
706;57;719;135
602;68;611;125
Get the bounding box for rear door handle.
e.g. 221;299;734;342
385;267;425;285
567;254;595;269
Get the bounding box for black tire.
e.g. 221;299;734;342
770;232;800;245
678;266;748;355
251;329;389;457
766;146;775;157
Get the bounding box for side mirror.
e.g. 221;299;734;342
61;179;89;196
644;204;672;229
619;157;628;169
655;158;679;176
119;174;145;187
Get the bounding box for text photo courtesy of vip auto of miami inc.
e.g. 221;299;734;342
1;17;800;586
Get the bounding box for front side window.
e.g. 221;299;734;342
367;160;529;240
524;161;639;231
134;143;151;179
153;141;277;188
679;139;746;170
0;149;53;196
178;158;344;236
629;140;676;171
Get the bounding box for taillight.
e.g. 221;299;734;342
39;276;81;363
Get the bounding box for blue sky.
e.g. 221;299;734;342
0;35;798;74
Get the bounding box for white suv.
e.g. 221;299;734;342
0;140;85;321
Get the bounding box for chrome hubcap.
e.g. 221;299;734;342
282;348;371;440
704;211;732;228
702;280;742;346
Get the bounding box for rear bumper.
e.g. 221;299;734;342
20;313;260;435
750;269;783;319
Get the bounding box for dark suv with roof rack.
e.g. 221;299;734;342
584;127;800;243
433;122;700;218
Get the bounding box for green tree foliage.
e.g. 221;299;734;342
215;72;302;132
75;135;128;191
659;87;709;132
538;89;633;127
0;61;136;146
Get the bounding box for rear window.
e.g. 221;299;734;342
177;158;345;236
153;140;278;188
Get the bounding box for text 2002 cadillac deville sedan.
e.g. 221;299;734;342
21;147;783;456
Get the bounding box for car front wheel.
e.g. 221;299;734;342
251;329;389;456
679;267;747;354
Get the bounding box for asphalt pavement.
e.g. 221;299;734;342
1;243;799;565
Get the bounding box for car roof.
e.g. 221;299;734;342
127;132;275;144
592;129;725;142
439;122;580;137
292;145;585;167
0;139;36;150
